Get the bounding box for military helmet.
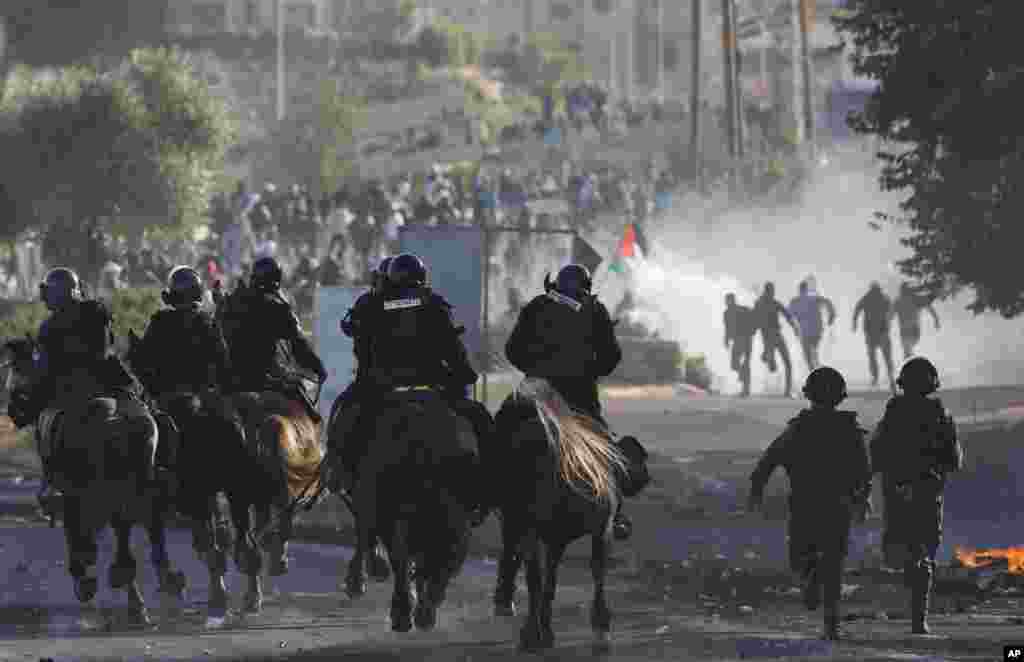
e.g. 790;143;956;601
802;366;848;407
39;267;81;311
550;264;592;300
387;253;427;289
250;256;283;291
897;356;940;394
163;265;203;307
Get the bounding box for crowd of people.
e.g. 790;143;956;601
723;278;942;397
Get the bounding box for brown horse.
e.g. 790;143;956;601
491;377;647;652
2;337;186;628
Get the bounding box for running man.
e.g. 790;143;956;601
724;293;756;397
852;281;896;391
754;282;800;398
891;282;940;360
789;280;837;373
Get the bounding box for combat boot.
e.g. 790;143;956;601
911;567;933;634
37;460;63;519
612;508;633;541
823;602;841;640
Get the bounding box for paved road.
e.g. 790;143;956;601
1;386;1023;660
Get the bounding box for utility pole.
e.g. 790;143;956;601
731;0;744;158
790;0;804;146
277;0;286;122
798;0;816;157
655;0;665;101
721;0;737;159
689;0;702;185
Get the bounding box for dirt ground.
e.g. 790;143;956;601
2;388;1023;661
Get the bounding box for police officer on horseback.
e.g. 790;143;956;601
225;256;327;416
327;257;393;492
7;267;155;507
131;266;240;495
331;253;491;499
504;263;633;539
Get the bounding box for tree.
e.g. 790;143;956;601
834;2;1024;317
267;83;365;197
0;47;234;254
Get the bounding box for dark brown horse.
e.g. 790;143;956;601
2;337;186;628
124;330;265;622
490;377;649;652
346;389;479;632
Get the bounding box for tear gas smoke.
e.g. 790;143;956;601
610;163;1024;394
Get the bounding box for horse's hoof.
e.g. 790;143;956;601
390;607;413;633
269;555;289;577
128;606;152;628
109;564;136;590
243;593;262;614
592;629;611;653
160;569;187;598
208;592;229;613
74;576;98;603
413;602;437;631
493;600;517;618
344;572;367;598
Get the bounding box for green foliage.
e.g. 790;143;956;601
431;17;488;70
833;2;1024;317
399;0;417;19
0;288;162;342
270;83;366;196
0;47;235;242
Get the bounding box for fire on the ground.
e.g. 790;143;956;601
954;546;1024;574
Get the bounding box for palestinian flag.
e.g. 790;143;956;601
609;222;648;273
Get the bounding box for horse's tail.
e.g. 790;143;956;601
262;398;323;501
514;377;627;513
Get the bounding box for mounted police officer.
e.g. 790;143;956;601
333;254;490;499
748;366;872;640
327;256;394;492
503;263;634;539
870;356;961;635
131;266;240;497
7;267;156;507
225;256;327;417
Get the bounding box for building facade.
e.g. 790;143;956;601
166;0;332;36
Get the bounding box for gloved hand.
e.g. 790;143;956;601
7;389;35;428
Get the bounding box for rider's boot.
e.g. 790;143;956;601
612;506;633;541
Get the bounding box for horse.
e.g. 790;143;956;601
324;392;392;598
2;336;186;628
345;387;479;632
123;330;268;620
212;282;326;612
490;377;649;652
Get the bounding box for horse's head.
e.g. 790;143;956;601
2;335;40;391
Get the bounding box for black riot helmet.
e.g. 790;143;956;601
250;256;283;292
39;267;82;311
547;264;592;301
802;366;848;408
897;356;940;395
374;256;394;292
162;265;203;308
387;253;427;290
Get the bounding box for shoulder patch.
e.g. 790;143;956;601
384;297;422;311
546;290;583;312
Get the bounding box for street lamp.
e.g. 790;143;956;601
277;0;286;121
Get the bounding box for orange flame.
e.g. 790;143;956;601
954;546;1024;574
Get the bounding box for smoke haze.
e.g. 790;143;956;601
608;163;1024;394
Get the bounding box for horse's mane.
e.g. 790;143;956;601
515;377;627;507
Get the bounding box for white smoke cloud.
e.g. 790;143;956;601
609;161;1024;394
